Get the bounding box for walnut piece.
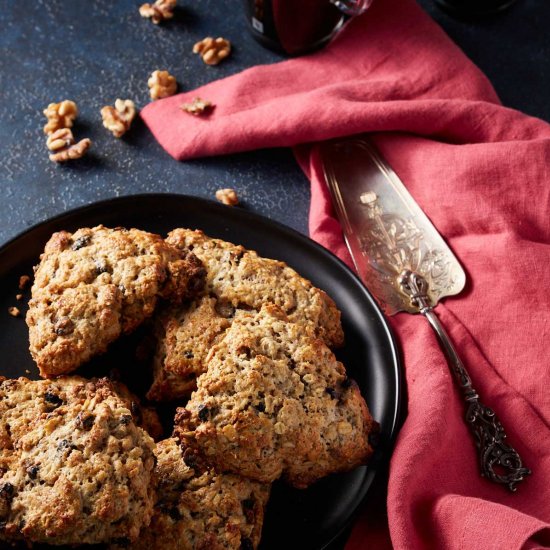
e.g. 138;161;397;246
139;0;176;24
193;37;231;66
180;97;214;116
8;307;21;318
101;99;137;138
43;100;78;135
18;275;31;290
49;139;91;162
148;70;177;100
215;188;239;206
46;128;91;163
46;128;74;152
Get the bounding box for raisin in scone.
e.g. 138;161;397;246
147;229;344;401
174;304;376;489
0;376;155;546
26;225;206;377
111;438;270;550
110;379;164;440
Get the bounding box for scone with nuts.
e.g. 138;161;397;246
111;438;270;550
148;295;231;401
27;225;205;378
0;376;156;546
166;229;343;348
174;304;376;488
147;229;343;401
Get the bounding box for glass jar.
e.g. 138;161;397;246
243;0;373;56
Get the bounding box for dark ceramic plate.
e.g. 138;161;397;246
0;194;402;550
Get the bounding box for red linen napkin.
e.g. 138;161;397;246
141;0;550;548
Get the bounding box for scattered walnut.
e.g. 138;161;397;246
43;100;78;135
139;0;176;23
18;275;31;290
16;294;23;301
101;99;137;138
46;128;74;152
8;307;20;318
148;70;178;100
215;188;239;206
49;139;91;163
193;37;231;66
180;97;214;116
46;128;91;163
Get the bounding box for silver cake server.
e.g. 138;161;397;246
320;136;530;491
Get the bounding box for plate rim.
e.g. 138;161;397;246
0;192;404;549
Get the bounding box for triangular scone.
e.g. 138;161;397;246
174;304;376;489
111;438;270;550
167;229;343;347
26;226;205;377
0;376;156;546
147;229;344;401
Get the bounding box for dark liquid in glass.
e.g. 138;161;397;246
243;0;345;55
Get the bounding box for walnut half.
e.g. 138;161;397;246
43;100;78;135
46;128;91;163
193;37;231;66
139;0;176;24
215;188;239;206
8;307;21;318
101;99;137;138
148;70;177;100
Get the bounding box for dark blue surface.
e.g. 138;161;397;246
0;0;306;243
0;0;548;246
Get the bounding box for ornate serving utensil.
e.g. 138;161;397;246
321;137;530;491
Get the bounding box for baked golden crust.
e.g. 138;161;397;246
174;305;375;488
147;296;231;402
111;438;270;550
148;229;344;401
26;225;205;377
167;229;343;347
0;376;156;546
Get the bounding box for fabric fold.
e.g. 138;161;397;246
430;495;550;550
141;0;510;160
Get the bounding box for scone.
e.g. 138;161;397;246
111;438;270;550
147;295;231;401
174;304;376;489
26;225;206;377
147;228;344;401
0;376;156;546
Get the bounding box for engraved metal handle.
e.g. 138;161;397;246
399;270;531;491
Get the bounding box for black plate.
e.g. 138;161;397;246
0;194;403;550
